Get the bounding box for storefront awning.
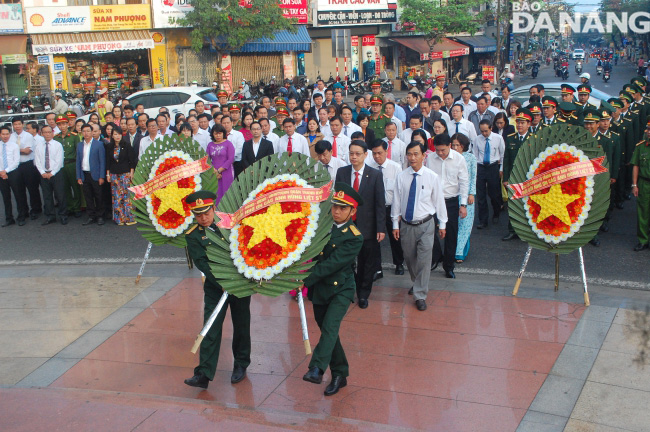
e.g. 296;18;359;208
391;37;469;61
453;35;497;53
31;31;155;55
209;25;312;53
0;35;27;56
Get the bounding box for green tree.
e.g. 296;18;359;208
174;0;295;85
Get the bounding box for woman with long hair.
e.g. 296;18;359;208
207;124;235;206
88;113;100;125
300;99;311;121
74;119;85;135
106;126;136;225
429;119;449;152
239;112;254;141
356;113;376;146
450;133;476;262
178;122;192;138
508;100;522;126
304;117;325;158
492;112;514;138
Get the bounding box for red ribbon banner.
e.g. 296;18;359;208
129;156;211;200
216;181;333;229
508;156;607;200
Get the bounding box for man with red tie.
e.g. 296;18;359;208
277;118;310;156
324;116;350;163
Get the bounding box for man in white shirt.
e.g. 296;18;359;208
137;113;149;136
138;118;162;160
429;95;451;125
382;122;407;168
188;115;210;151
311;79;326;105
34;125;67;225
222;115;246;176
474;79;498;99
391;141;447;311
367;140;404;275
340;106;362;138
399;114;431;144
425;134;469;278
26;121;46;150
45;113;61;135
472;119;505;229
157;114;174;137
457;87;477;119
324;116;350;163
449;105;478;143
12;118;42;219
482;92;501;115
314;139;346;180
468;97;496;134
52;92;69;115
0;125;27;226
253;105;276;130
277;118;310;156
383;102;404;134
259;118;280;152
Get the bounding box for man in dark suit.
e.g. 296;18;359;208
76;123;106;225
125;118;142;163
241;121;274;169
335;140;385;309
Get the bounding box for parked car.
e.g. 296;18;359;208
509;82;611;108
572;49;585;60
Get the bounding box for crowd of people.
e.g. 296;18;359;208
1;74;650;308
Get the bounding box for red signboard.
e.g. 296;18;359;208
239;0;308;23
482;65;495;83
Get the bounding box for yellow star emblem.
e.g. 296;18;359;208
241;203;303;248
153;182;194;216
528;184;580;226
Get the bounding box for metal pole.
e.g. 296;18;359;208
191;291;229;354
296;289;312;355
513;246;533;296
554;253;560;292
135;242;153;284
185;246;193;269
578;247;590;306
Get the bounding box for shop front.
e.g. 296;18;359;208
452;35;497;75
391;37;469;79
0;4;29;101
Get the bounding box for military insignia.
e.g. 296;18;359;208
186;224;198;234
349;225;361;236
335;191;345;199
342;227;348;233
196;198;204;206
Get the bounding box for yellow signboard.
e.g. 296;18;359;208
151;44;168;88
90;4;151;31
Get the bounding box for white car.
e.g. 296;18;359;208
510;83;612;108
572;49;585;60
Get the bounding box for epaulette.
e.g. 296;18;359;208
557;117;566;122
611;131;619;136
637;140;645;147
186;224;199;235
382;114;390;119
349;225;361;236
507;132;516;137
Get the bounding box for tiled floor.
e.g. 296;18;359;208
46;278;584;431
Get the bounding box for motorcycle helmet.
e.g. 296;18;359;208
580;73;590;80
506;72;514;79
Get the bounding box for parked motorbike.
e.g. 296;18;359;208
596;65;603;75
603;70;611;83
20;92;34;118
6;96;19;114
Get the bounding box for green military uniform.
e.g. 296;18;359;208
631;135;650;248
503;108;532;239
303;184;363;380
274;108;289;138
620;92;641;193
367;95;390;140
54;116;83;214
184;191;251;383
558;102;582;126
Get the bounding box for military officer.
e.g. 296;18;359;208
229;103;242;129
631;116;650;251
609;97;634;208
560;84;577;103
273;108;289;137
575;84;597;115
502;108;532;241
217;90;229;108
627;84;649;137
54;114;82;218
558;101;581;125
598;105;622;232
370;80;383;97
620;91;641;195
184;191;251;389
368;95;391;140
302;183;364;396
542;96;562;126
65;110;78;130
528;102;544;134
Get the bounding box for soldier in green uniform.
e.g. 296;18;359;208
628;84;649;136
608;97;634;208
183;191;251;389
65;110;78;130
273;108;288;137
575;84;597;117
217;90;229;108
631;116;650;251
229;103;242;129
558;101;581;125
541;96;562;126
502;108;532;241
302;183;364;396
561;84;577;103
370;80;383;97
367;95;391;140
528;102;544;134
53;114;83;218
620;92;641;196
598;105;622;232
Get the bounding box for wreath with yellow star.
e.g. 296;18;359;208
508;124;610;253
131;135;218;248
204;153;333;298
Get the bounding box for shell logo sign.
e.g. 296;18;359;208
29;13;44;27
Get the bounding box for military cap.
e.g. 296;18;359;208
228;103;241;112
619;92;633;103
435;73;446;81
217;90;228;98
274;96;287;107
577;84;592;94
528;102;542;115
331;182;364;208
65;110;77;119
542;96;558;108
624;84;642;94
607;98;623;109
369;95;383;105
583;108;601;123
515;108;533;122
55;114;68;124
561;84;576;95
631;76;647;88
599;107;612;119
559;101;577;113
370;80;381;88
185;190;216;214
276;108;289;117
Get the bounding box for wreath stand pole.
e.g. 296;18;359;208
135;242;153;284
191;291;229;354
554;254;560;292
296;289;312;355
185;247;194;269
578;247;590;306
512;246;533;296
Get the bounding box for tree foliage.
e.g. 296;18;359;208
600;0;650;52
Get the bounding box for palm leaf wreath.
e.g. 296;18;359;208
204;153;333;298
131;135;218;248
508;124;610;254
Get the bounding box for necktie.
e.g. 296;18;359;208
353;171;360;191
455;122;460;135
387;140;392;158
344;125;348;136
483;138;491;165
16;134;21;147
45;141;50;172
332;136;337;157
287;135;293;154
263;135;267;140
2;142;7;170
405;173;417;222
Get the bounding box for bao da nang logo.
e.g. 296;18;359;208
513;1;650;34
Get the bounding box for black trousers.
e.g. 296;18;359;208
432;197;460;271
377;206;403;268
82;171;103;219
476;163;501;225
355;238;380;301
18;161;42;214
41;172;67;220
0;170;28;222
234;161;244;177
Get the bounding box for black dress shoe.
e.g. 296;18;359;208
445;270;456;279
430;260;440;272
589;238;601;247
373;271;383;281
600;221;609;232
30;213;39;220
184;372;209;389
476;224;487;230
302;367;323;384
625;193;632;200
1;220;15;227
395;264;405;275
231;365;247;383
97;217;105;226
358;299;368;309
82;217;95;226
61;218;68;225
408;287;413;295
615;202;624;210
633;243;649;252
17;219;26;226
324;376;347;396
74;211;82;218
415;299;427;311
41;218;56;226
502;233;518;241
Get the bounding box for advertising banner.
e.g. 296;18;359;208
151;0;194;28
221;54;233;95
482;65;495;83
350;35;359;81
315;0;397;27
283;52;295;80
33;39;155;55
26;5;151;33
0;54;27;65
90;5;151;31
361;35;376;81
0;4;24;34
151;44;168;88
